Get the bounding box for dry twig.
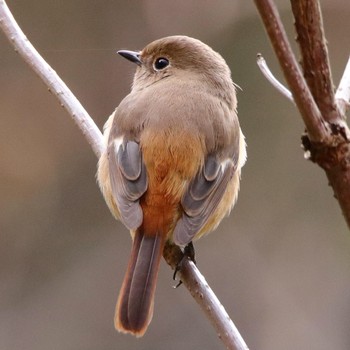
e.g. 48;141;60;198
256;53;294;103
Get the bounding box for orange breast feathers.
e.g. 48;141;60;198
136;128;205;239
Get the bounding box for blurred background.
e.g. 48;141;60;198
1;1;350;349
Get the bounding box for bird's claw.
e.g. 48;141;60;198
173;242;196;288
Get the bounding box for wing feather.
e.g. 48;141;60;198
108;139;148;230
173;154;236;246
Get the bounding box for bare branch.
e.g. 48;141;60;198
254;0;350;229
291;0;338;122
254;0;330;143
335;56;350;116
0;0;104;158
257;53;294;103
163;243;249;350
0;1;249;349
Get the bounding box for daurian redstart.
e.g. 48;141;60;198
97;35;246;337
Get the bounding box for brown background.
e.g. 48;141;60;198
1;1;349;349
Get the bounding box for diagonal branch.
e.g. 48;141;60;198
291;0;339;122
163;243;249;350
0;1;249;349
254;0;330;143
0;0;103;158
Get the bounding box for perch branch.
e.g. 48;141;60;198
291;0;338;122
0;1;249;349
335;56;350;116
257;53;294;103
254;0;330;143
164;243;249;350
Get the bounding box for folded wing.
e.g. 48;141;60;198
108;138;148;230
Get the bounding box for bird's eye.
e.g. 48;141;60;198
154;57;169;70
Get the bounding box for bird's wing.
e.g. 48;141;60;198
173;150;238;246
108;137;148;230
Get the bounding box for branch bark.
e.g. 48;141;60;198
0;1;249;349
291;0;339;122
254;0;350;228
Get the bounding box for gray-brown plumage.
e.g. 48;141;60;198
97;35;246;337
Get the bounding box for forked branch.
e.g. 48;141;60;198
254;0;330;143
254;0;350;228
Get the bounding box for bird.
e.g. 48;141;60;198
97;35;246;337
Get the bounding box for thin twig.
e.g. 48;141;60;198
182;260;249;350
0;0;103;158
291;0;338;122
256;53;294;103
254;0;330;143
335;56;350;117
0;1;249;349
164;243;249;350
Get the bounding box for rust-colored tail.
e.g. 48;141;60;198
115;229;165;337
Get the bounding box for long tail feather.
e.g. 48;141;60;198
115;229;165;337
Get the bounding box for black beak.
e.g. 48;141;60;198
117;50;142;66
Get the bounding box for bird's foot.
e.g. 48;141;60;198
173;241;196;288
